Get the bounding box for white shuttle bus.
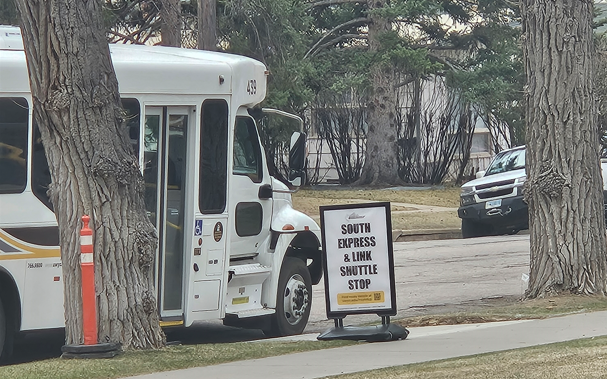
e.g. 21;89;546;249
0;26;322;359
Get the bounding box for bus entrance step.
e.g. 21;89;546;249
227;308;275;319
228;263;271;286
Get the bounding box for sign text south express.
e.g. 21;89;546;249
337;222;376;249
337;222;378;290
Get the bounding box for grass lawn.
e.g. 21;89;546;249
0;340;354;379
328;336;607;379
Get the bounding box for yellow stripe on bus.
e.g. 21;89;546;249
0;229;61;260
160;320;184;327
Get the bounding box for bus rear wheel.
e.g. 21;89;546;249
264;257;312;337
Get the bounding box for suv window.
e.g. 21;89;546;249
485;149;525;176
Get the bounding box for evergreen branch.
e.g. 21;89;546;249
308;34;368;57
395;75;416;88
426;52;459;72
306;0;366;9
304;17;370;59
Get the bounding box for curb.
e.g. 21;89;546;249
392;229;462;242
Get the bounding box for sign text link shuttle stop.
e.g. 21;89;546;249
318;202;408;342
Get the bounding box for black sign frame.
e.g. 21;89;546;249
320;202;397;320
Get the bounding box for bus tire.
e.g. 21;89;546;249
264;257;312;337
0;296;5;362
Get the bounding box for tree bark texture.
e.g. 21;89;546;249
16;0;165;348
356;0;401;186
198;0;217;51
521;0;607;297
160;0;181;47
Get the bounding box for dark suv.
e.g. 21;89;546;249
458;146;528;238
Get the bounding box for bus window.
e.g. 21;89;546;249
0;98;28;194
30;98;140;211
199;100;228;214
144;113;160;225
235;202;263;236
32;123;53;210
121;98;140;156
233;117;262;183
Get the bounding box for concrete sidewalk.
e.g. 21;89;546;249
126;311;607;379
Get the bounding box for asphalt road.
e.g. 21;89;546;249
7;234;531;364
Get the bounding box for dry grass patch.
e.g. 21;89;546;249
292;187;461;231
295;187;461;208
292;197;417;217
390;211;461;230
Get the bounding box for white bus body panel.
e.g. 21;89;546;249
0;192;57;228
0;50;30;92
0;233;64;330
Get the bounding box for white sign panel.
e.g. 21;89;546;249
320;202;396;318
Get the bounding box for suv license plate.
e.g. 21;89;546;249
485;199;502;209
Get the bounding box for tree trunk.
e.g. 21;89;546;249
16;0;165;348
198;0;217;51
160;0;181;47
357;0;401;186
521;0;607;297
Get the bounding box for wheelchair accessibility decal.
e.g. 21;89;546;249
194;220;203;236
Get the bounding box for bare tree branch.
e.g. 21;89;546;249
107;29;145;44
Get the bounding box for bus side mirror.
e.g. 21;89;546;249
289;132;306;187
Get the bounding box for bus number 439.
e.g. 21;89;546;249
247;79;257;95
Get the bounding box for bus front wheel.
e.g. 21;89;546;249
264;257;312;337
